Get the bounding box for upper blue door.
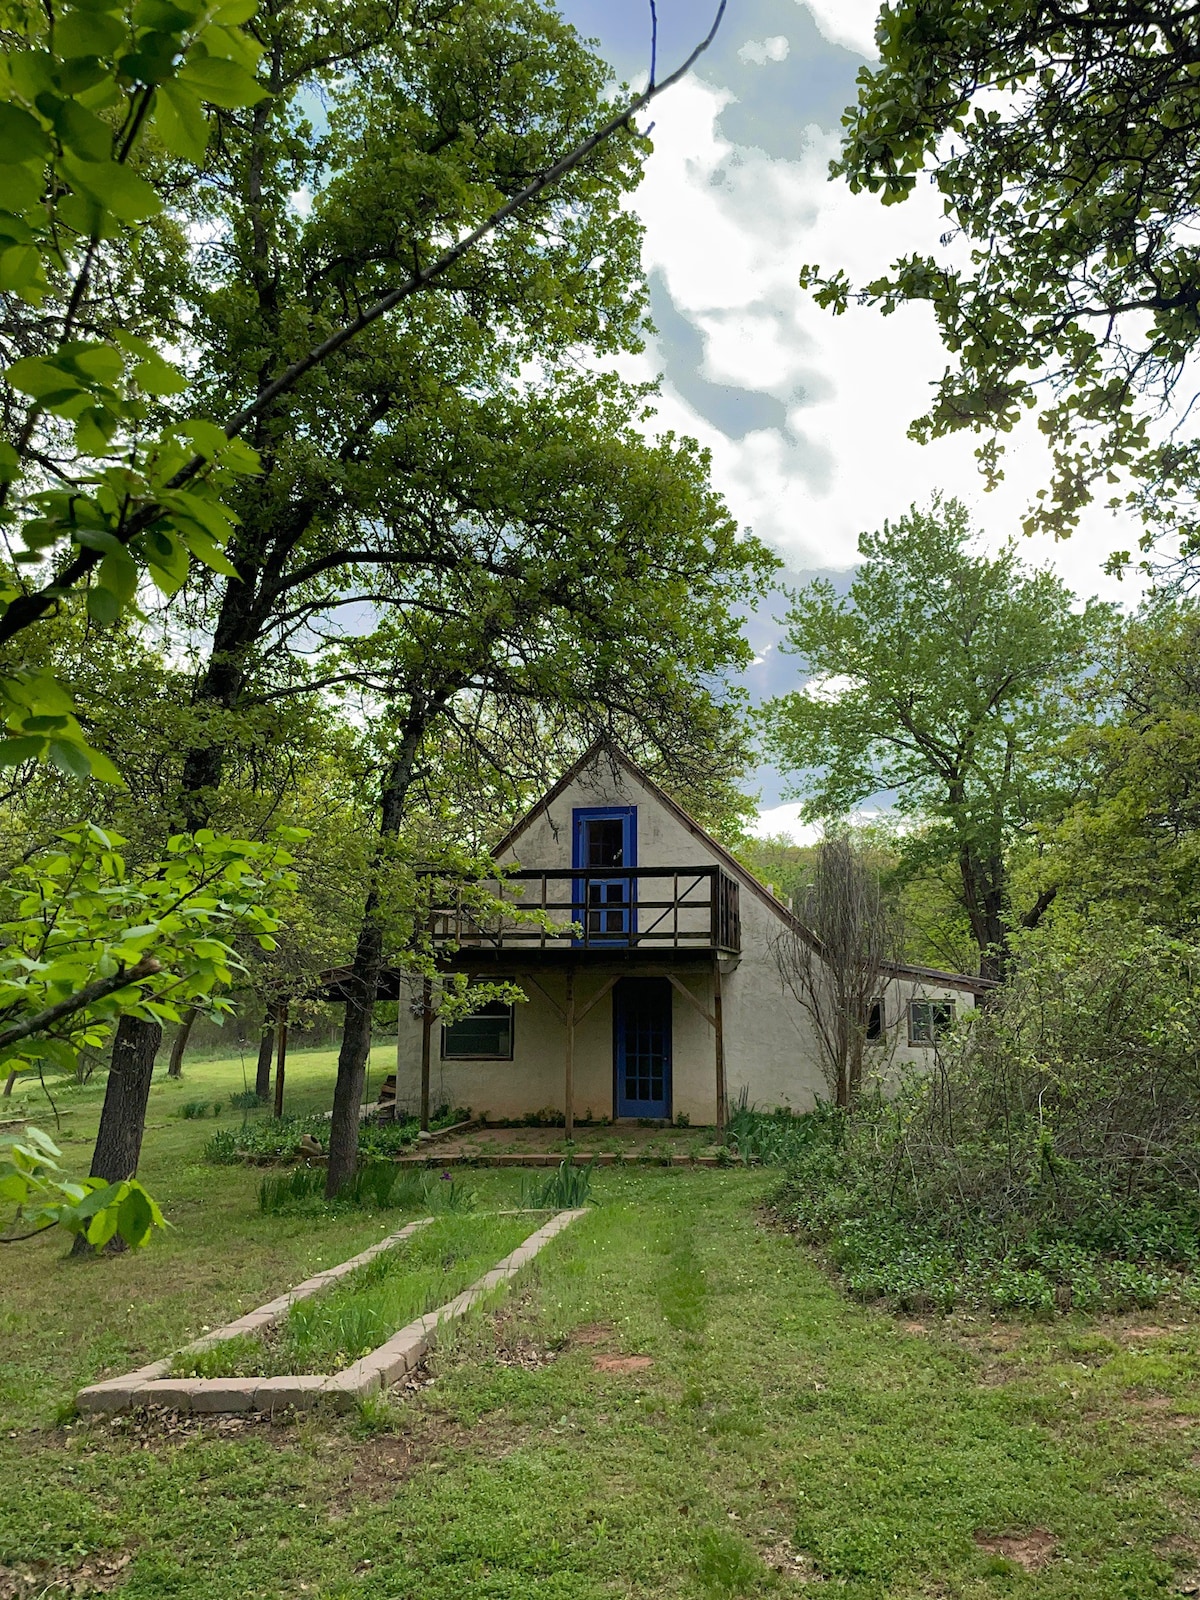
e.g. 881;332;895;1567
572;806;636;945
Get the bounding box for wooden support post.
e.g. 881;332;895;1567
419;978;433;1132
273;1001;289;1119
712;958;727;1133
564;967;576;1141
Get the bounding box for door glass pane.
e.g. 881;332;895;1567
585;819;624;867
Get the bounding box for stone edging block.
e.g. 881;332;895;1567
75;1208;586;1417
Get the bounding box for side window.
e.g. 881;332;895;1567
865;998;884;1043
908;999;955;1046
441;1001;514;1060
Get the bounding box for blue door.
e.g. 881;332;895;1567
573;807;636;945
614;977;672;1119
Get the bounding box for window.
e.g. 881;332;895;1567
584;818;625;867
441;1001;514;1060
908;999;955;1046
866;998;884;1043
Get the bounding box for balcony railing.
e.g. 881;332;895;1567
428;866;741;955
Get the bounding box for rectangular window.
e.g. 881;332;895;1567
585;818;625;868
908;999;955;1046
866;998;884;1043
441;1001;514;1060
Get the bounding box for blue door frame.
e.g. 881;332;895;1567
572;806;636;945
613;977;672;1120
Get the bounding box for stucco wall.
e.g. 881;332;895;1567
394;755;977;1122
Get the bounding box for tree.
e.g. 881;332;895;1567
761;497;1115;979
1054;598;1200;929
772;834;903;1107
799;1;1200;553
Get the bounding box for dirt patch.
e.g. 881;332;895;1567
0;1550;133;1598
899;1321;928;1335
592;1354;653;1374
974;1529;1056;1571
95;1406;292;1445
759;1535;826;1583
572;1322;615;1347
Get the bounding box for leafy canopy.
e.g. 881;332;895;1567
801;1;1200;550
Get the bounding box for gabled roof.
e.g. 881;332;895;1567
498;740;993;996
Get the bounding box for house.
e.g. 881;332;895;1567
392;745;990;1128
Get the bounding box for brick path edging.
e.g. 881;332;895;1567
75;1209;586;1417
396;1152;742;1169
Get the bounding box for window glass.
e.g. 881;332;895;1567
866;999;884;1043
442;1001;514;1060
908;999;955;1045
585;818;625;867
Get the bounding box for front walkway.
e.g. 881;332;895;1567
403;1122;725;1166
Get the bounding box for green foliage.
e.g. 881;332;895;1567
0;1125;163;1249
257;1163;474;1216
0;824;296;1083
178;1099;221;1120
761;496;1114;974
725;1100;844;1166
799;1;1200;547
519;1157;596;1210
0;0;268;771
773;918;1200;1313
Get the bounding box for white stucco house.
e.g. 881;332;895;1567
392;744;989;1129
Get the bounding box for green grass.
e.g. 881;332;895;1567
4;1055;1200;1596
174;1213;536;1377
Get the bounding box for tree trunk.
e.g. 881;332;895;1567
71;1014;163;1255
325;708;434;1197
2;1068;16;1097
167;1007;198;1078
255;1015;274;1100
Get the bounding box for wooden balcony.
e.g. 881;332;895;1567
427;866;741;960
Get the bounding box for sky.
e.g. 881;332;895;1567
553;0;1146;834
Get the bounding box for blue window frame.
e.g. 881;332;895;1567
572;806;636;945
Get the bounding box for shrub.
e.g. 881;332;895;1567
725;1096;843;1164
179;1099;220;1120
228;1089;261;1110
772;920;1200;1314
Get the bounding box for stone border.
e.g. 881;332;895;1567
76;1209;585;1416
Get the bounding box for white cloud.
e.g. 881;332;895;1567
738;35;790;65
628;78;1147;609
798;0;880;58
751;802;821;844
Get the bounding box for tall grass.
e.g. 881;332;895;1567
257;1164;475;1215
174;1213;534;1378
519;1158;596;1210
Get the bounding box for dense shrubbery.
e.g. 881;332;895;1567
204;1104;468;1166
771;922;1200;1314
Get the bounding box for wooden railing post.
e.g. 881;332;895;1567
564;967;576;1140
419;977;433;1132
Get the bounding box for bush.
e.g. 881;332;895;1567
257;1163;475;1216
203;1110;421;1166
179;1099;223;1119
771;920;1200;1314
725;1096;844;1164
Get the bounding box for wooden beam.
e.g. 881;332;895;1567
665;972;715;1028
564;967;576;1141
525;974;566;1025
713;958;727;1132
575;973;620;1024
419;978;433;1132
273;1001;289;1119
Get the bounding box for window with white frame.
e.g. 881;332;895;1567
907;998;955;1045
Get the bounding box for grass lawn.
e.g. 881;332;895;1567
4;1054;1200;1597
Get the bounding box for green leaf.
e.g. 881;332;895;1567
0;245;48;305
0;442;20;483
86;584;122;625
177;55;268;108
154;78;208;162
48;739;92;779
5;355;84;401
116;1183;153;1247
98;548;139;602
131;350;187;396
212;0;257;20
53;99;112;161
86;1203;119;1249
0;104;51;163
61;154;162;222
56;9;126;58
0;735;46;767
